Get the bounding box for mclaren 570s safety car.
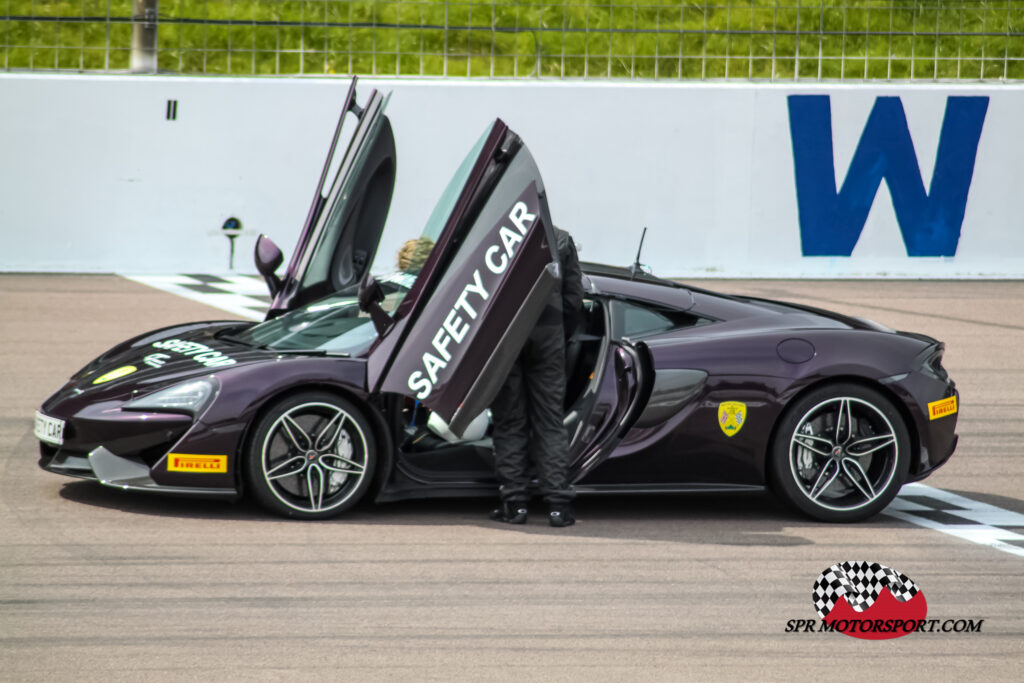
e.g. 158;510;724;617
35;81;958;522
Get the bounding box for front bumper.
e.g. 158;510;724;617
40;444;237;499
36;397;246;498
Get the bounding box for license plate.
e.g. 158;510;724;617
34;411;65;446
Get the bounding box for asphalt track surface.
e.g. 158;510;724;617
1;275;1022;681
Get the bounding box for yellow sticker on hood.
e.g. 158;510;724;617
92;365;137;384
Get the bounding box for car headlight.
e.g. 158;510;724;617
124;379;217;415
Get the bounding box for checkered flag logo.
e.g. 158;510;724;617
812;561;920;619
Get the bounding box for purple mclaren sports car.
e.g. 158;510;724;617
34;80;959;522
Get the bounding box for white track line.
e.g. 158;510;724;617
887;484;1024;558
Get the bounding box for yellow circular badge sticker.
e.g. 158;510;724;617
92;365;138;384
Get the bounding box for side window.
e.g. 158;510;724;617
612;300;708;340
623;303;674;337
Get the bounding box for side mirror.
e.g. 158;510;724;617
358;274;395;336
254;234;283;296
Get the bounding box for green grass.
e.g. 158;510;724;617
3;1;1023;79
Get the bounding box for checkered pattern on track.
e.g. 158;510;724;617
812;561;920;618
886;483;1024;559
122;273;270;321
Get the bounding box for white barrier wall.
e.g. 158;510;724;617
1;74;1021;277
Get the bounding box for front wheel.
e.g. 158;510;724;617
245;391;377;520
770;383;910;523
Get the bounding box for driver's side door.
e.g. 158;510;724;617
365;120;560;437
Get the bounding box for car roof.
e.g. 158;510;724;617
580;262;689;289
580;261;737;303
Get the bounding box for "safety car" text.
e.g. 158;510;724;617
407;200;536;399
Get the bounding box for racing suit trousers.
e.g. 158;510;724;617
491;323;576;506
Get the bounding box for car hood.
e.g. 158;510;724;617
43;321;270;410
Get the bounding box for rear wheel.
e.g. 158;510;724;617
770;383;910;523
245;391;376;520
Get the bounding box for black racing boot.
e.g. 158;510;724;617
548;504;576;527
489;500;528;524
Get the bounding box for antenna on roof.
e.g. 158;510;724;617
629;226;648;281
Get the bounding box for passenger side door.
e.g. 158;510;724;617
567;333;645;482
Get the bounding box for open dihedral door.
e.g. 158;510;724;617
268;80;396;317
365;120;560;437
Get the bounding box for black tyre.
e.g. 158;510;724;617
770;383;910;523
245;391;376;520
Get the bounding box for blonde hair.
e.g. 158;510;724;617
397;237;435;272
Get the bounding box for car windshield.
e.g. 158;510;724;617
237;272;414;354
238;123;494;355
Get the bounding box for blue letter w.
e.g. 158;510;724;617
787;95;988;257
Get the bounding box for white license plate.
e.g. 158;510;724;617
34;411;65;446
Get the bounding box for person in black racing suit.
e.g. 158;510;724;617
489;226;585;527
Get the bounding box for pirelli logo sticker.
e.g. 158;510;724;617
928;396;958;421
167;454;228;473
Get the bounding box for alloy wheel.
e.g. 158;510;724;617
788;396;899;513
259;401;370;514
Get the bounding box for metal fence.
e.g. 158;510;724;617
3;1;1023;80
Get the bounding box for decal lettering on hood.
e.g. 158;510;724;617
143;353;171;368
151;339;236;367
407;200;537;400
